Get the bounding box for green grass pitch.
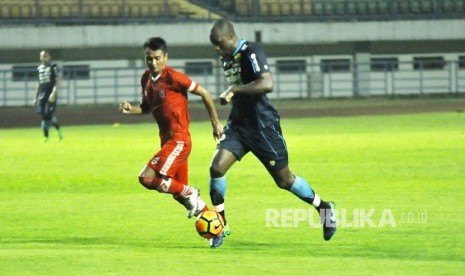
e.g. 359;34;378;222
1;112;464;275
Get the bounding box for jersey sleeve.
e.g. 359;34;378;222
52;64;59;78
139;71;150;113
173;70;199;94
245;43;270;75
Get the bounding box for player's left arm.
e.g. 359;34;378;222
220;72;273;104
48;65;59;103
191;86;223;140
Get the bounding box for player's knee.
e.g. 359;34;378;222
273;174;294;190
138;176;158;190
209;163;225;178
275;179;293;190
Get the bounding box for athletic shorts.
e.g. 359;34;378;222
218;122;289;171
36;100;56;120
147;139;191;183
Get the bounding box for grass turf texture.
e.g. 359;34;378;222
1;112;464;275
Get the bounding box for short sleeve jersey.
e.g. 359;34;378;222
37;63;58;96
139;66;198;143
221;39;279;129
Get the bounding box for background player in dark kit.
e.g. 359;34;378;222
34;50;62;142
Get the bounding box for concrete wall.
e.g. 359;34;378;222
1;20;465;63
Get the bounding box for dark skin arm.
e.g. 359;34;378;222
219;72;274;105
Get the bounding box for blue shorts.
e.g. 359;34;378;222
218;122;289;171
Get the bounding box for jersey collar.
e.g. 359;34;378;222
151;73;161;82
232;39;246;56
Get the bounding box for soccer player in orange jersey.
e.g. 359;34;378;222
120;37;223;218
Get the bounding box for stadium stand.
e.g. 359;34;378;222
0;0;464;22
0;0;220;20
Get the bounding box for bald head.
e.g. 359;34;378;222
211;19;236;38
210;20;239;58
40;50;51;65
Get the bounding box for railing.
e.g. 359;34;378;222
0;0;464;25
1;60;464;107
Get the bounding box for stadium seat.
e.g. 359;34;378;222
235;0;252;16
419;0;434;13
10;4;21;18
169;2;181;17
377;1;390;14
312;2;324;16
281;2;292;16
269;2;280;16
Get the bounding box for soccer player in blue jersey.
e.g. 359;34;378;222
33;50;62;142
208;20;336;248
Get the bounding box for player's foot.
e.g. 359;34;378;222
209;223;230;248
185;187;206;219
320;202;337;241
57;130;63;141
41;137;49;143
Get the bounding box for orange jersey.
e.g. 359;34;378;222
140;66;198;144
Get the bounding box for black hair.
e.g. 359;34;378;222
212;19;236;37
143;37;167;53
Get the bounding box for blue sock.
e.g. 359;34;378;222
210;176;227;222
209;176;227;203
290;176;320;206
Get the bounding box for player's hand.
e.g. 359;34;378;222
48;94;56;103
119;100;132;114
212;122;224;141
219;86;234;105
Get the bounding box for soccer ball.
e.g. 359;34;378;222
195;210;224;239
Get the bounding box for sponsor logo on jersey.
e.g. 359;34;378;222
224;63;242;86
151;156;160;165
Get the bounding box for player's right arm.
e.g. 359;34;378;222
119;100;143;115
33;83;40;106
120;71;150;115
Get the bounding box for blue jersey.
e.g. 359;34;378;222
221;39;279;129
37;63;58;100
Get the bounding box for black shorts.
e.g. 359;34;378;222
36;100;56;120
218;122;289;171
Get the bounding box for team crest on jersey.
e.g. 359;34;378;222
269;160;276;167
144;90;148;97
160;90;166;98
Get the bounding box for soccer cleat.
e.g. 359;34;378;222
209;234;224;248
209;223;229;248
41;137;49;143
221;223;231;238
57;129;63;141
184;187;206;219
320;202;337;241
